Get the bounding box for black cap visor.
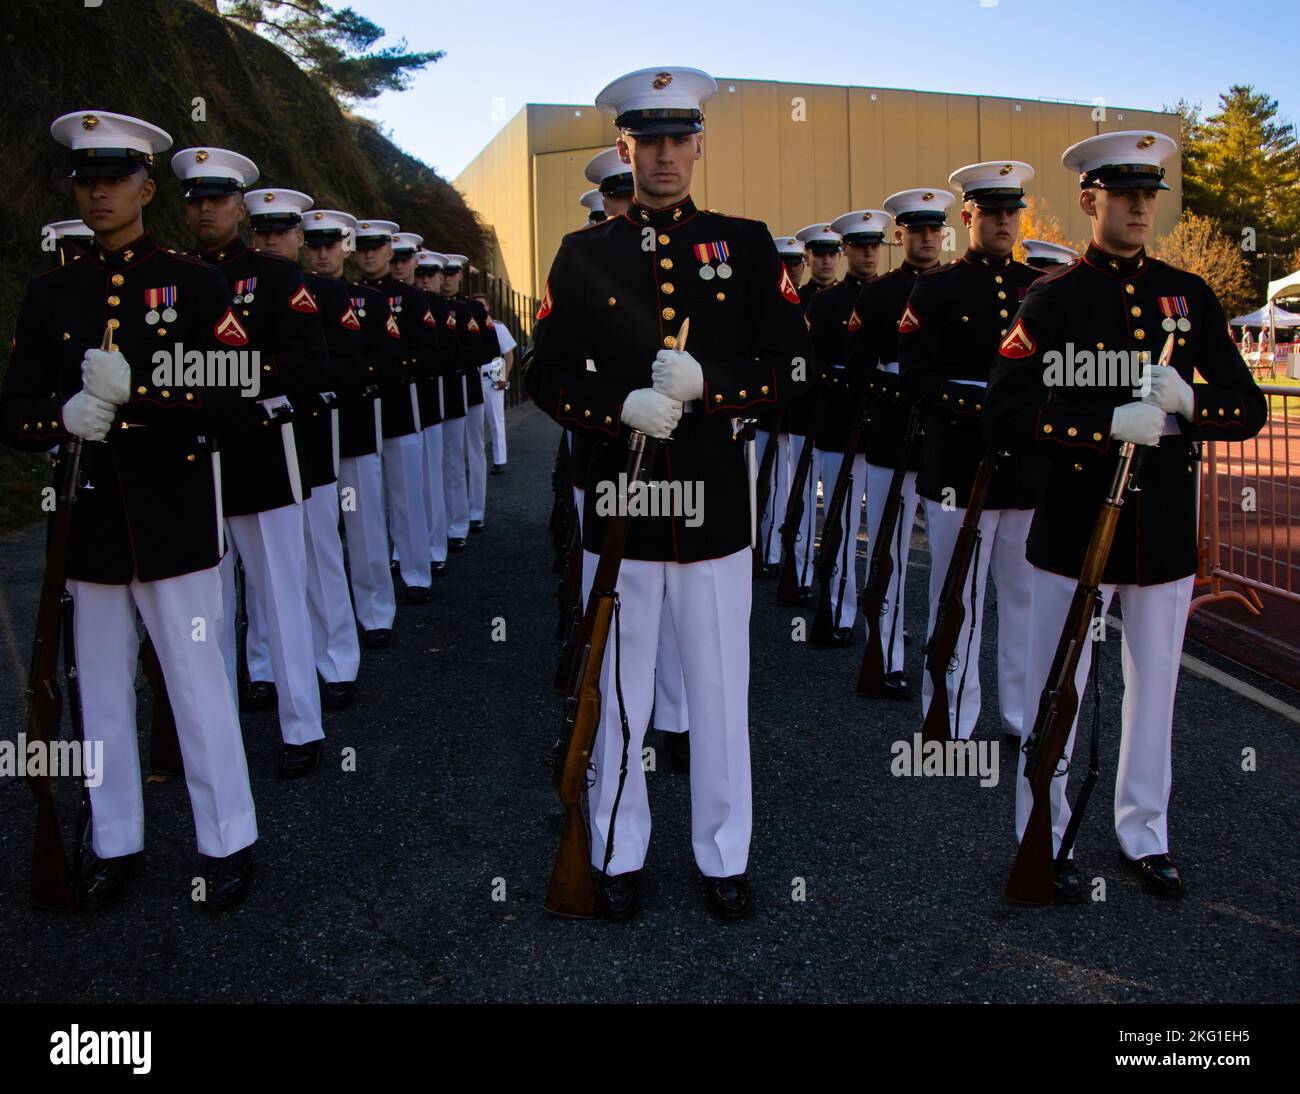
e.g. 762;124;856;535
965;187;1027;210
1081;164;1169;191
68;147;153;179
183;178;244;200
616;108;703;136
599;173;634;197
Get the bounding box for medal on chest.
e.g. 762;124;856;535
694;241;732;280
350;295;367;319
1158;296;1191;333
144;285;178;325
388;294;403;316
233;277;257;304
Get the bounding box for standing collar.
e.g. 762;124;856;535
899;260;934;277
199;235;247;264
91;231;158;270
628;195;697;230
962;247;1013;270
1084;242;1148;278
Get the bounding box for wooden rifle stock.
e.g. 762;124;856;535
919;446;999;742
545;431;661;917
1005;442;1145;905
751;406;785;576
776;428;817;604
27;323;117;909
811;389;870;644
856;409;920;694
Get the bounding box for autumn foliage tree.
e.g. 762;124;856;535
1153;212;1253;316
1013;196;1087;263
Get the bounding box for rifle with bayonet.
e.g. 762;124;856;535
545;318;688;916
810;388;870;645
776;428;817;605
26;323;116;909
856;408;920;695
918;445;998;742
1005;439;1146;904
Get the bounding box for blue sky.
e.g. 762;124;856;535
343;0;1300;180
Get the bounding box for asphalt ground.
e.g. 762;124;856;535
0;401;1295;1004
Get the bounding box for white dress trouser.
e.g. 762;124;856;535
422;423;447;564
815;449;866;630
755;429;790;566
70;569;258;859
581;548;752;877
1015;568;1194;859
303;481;361;683
220;505;324;746
789;434;818;586
339;452;395;632
442;415;470;539
382;432;431;587
483;375;507;465
921;503;1034;740
653;596;689;735
863;463;919;675
466;401;488;522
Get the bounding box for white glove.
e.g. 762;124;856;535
1110;401;1165;447
620;387;683;440
651;349;704;402
1140;363;1194;419
61;390;117;442
81;348;132;406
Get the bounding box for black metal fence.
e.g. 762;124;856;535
463;269;538;410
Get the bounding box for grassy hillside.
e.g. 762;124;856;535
0;0;486;531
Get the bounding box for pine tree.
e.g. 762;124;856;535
216;0;443;102
1180;85;1300;299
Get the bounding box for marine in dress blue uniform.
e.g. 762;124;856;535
985;131;1267;900
527;66;812;919
1;111;257;908
172;145;330;776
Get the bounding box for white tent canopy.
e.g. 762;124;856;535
1267;268;1300;304
1230;304;1300;328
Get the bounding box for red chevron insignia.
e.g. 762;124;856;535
999;319;1036;358
897;304;921;334
289;284;319;313
215;308;249;346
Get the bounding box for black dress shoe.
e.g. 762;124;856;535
405;585;431;605
449;537;467;552
880;670;910;699
81;851;145;912
761;562;779;578
796;586;813;604
1055;859;1084;904
323;681;355;710
278;739;322;778
363;628;392;649
431;560;447;576
662;730;690;773
703;873;754;921
491;463;505;475
202;847;253;912
242;681;276;711
469;519;485;533
1120;851;1185;897
832;627;853;646
594;870;641;921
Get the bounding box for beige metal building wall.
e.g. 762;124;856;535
454;79;1181;298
